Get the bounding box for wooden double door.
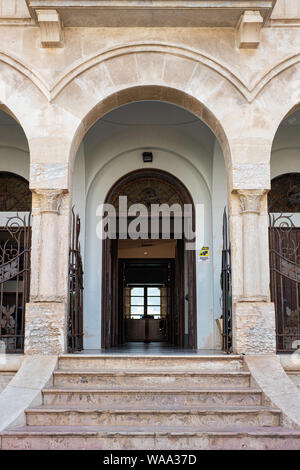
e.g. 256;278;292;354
101;238;197;349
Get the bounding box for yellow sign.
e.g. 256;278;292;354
199;247;209;258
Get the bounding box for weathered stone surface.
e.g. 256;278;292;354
58;354;245;371
30;163;69;189
0;373;15;393
24;303;67;355
232;302;276;355
3;426;300;450
246;355;300;429
53;370;251;388
0;355;57;432
2;355;300;450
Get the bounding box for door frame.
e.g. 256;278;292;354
101;169;197;349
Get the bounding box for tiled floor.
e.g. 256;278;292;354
75;342;226;356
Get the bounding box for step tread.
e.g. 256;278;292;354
3;425;300;437
43;387;259;393
26;405;279;413
59;354;243;359
54;369;250;376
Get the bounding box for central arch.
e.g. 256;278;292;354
102;168;197;349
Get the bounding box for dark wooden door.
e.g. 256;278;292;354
187;249;197;349
175;238;185;347
102;241;197;349
101;238;118;348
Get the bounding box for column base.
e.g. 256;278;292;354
232;301;276;355
24;302;67;355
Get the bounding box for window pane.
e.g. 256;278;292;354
131;297;144;306
147;287;160;296
147;306;161;315
130;306;144;316
147;297;160;306
131;287;144;296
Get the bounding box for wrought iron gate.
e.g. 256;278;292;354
68;209;84;352
269;214;300;352
221;208;232;352
0;214;31;352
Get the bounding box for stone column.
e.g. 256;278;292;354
231;189;276;355
24;189;71;355
238;190;266;301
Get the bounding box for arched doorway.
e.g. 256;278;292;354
101;169;197;349
269;105;300;352
269;173;300;352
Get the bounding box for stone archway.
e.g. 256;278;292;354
102;169;197;350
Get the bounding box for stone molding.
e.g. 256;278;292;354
30;294;65;303
34;189;65;214
237;189;267;214
233;294;269;303
2;42;300;104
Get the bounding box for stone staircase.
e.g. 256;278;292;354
2;354;300;450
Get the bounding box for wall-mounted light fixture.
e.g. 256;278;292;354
142;152;153;163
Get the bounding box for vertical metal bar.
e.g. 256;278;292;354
222;207;232;353
68;208;84;353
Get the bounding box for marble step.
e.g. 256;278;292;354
3;425;300;450
26;406;280;427
42;387;263;407
53;369;251;388
58;355;244;371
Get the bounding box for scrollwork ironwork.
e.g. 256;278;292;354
0;213;31;352
269;213;300;352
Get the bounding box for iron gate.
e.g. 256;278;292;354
221;208;232;353
269;214;300;352
0;214;31;352
68;209;84;352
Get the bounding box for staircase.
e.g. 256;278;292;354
2;354;300;450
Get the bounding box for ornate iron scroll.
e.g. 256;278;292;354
0;214;31;352
269;213;300;352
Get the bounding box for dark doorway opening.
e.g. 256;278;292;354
101;169;197;350
119;259;175;344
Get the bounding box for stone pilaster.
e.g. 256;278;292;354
230;189;276;355
25;188;71;355
237;189;267;301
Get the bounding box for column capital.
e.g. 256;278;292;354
33;189;66;214
236;189;268;215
